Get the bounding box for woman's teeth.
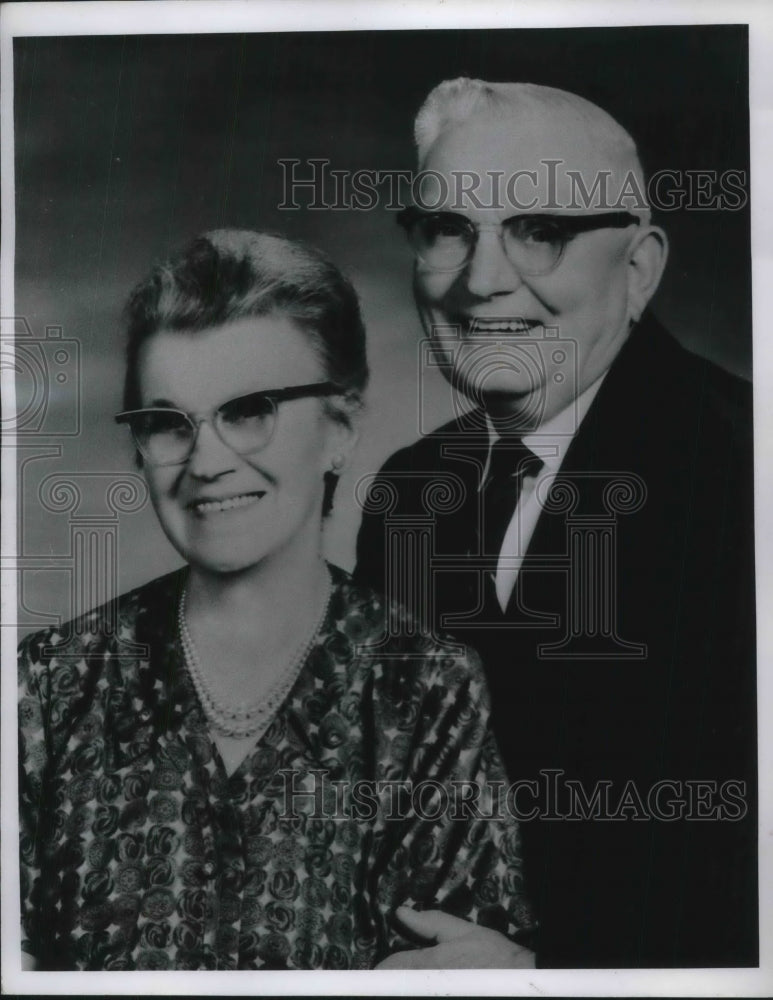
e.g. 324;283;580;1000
193;493;263;514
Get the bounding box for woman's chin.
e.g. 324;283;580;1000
184;550;265;578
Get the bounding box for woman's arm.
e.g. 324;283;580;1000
18;631;50;969
370;639;537;965
17;626;81;970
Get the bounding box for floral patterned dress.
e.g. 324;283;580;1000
18;564;533;970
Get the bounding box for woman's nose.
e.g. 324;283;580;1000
186;419;237;479
465;228;525;299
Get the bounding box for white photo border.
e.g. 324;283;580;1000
2;1;771;996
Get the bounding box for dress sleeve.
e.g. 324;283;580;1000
17;627;79;966
18;630;52;964
370;640;536;953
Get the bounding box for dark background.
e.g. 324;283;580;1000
13;26;751;626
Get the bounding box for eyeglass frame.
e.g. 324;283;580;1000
114;381;343;467
396;207;641;275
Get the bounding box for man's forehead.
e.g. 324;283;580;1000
418;110;645;216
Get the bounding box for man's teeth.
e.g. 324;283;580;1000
468;319;537;333
193;493;263;513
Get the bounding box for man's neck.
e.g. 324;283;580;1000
485;372;608;453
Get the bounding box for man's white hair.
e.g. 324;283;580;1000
414;77;647;201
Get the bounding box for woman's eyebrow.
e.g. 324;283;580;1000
144;397;180;409
143;389;272;411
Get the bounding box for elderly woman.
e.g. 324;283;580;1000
18;229;534;971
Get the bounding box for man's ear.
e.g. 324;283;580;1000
626;225;669;324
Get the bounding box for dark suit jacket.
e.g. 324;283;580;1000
355;314;757;967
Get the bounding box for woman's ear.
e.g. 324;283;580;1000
321;405;361;517
324;399;361;474
626;225;669;324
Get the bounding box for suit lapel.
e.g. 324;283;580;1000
502;316;665;623
422;411;490;630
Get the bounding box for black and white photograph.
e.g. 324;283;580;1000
1;1;771;994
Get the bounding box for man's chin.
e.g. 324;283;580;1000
449;361;545;402
448;369;543;419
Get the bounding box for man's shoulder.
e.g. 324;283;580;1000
684;346;751;430
595;316;752;445
617;316;749;404
373;410;487;476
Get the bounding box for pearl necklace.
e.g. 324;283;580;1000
178;569;332;740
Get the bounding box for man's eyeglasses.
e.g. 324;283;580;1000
115;382;341;467
396;208;640;275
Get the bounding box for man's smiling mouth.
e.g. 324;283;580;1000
467;317;541;334
189;491;266;515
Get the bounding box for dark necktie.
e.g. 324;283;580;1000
481;436;543;560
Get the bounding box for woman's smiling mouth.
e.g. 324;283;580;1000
189;491;266;515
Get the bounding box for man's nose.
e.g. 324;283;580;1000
186;419;237;479
465;228;524;298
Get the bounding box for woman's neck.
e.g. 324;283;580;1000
186;540;327;608
178;549;333;777
185;551;329;636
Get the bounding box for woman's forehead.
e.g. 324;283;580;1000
137;315;323;405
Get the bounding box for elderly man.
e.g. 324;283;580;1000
356;80;756;967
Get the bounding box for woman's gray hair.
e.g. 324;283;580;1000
123;228;368;413
122;228;369;515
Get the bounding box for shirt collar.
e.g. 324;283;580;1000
487;372;608;473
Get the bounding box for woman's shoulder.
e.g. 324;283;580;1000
327;563;489;699
18;568;185;678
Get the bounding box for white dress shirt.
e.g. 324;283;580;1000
485;376;607;612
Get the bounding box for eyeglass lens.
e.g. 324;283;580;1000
129;393;277;465
409;214;566;274
117;382;340;466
